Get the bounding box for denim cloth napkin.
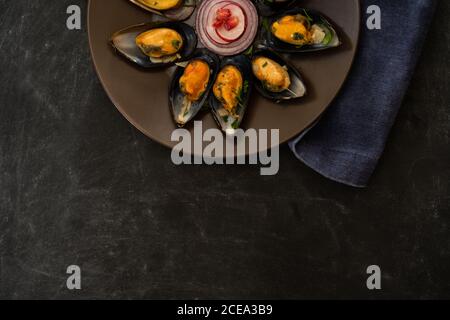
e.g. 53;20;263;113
289;0;438;187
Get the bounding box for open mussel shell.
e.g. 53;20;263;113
262;9;341;53
253;0;296;17
129;0;196;21
169;49;220;126
209;55;253;133
252;48;306;102
110;21;197;68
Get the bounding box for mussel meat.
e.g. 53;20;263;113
262;9;340;52
210;55;253;132
253;57;290;93
129;0;196;21
110;22;197;68
170;49;219;126
136;0;182;10
136;28;183;59
251;48;306;101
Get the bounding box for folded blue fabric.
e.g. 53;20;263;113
289;0;437;187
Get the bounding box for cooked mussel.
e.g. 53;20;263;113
169;49;220;126
136;28;183;59
262;9;340;52
110;22;197;68
129;0;196;21
251;49;306;101
253;0;296;17
209;55;253;133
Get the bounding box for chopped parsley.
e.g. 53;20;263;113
292;32;304;41
172;40;181;50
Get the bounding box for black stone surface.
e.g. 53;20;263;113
0;1;449;299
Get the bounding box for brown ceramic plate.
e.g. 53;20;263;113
88;0;360;150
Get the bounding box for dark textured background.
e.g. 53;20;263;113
0;0;449;299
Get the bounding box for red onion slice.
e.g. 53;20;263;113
205;0;234;45
215;3;247;42
196;0;259;56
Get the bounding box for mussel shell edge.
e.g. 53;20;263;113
128;0;196;21
253;0;296;17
